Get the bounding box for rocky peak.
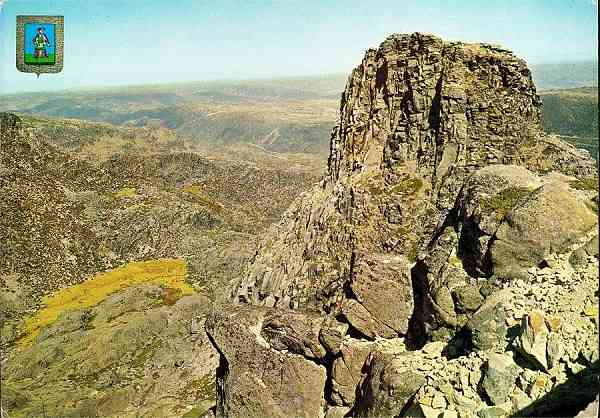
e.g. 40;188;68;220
328;33;540;192
208;33;598;418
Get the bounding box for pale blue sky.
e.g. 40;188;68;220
0;0;597;94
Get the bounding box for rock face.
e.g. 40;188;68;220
207;32;598;417
205;306;329;418
331;338;375;405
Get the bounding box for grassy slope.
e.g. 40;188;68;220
18;259;192;347
24;53;56;64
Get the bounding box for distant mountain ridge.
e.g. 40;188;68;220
0;62;597;157
540;86;598;158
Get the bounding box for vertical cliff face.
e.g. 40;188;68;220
328;33;541;191
231;33;594;341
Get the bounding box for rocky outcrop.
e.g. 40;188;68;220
230;32;595;339
207;32;598;417
346;242;598;416
421;168;598;336
205;306;331;418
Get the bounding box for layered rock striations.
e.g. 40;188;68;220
207;33;598;417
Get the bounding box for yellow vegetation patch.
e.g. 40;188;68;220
113;187;138;198
182;185;224;213
18;259;193;347
448;255;464;268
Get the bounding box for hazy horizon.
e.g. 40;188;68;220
1;0;598;94
1;62;598;98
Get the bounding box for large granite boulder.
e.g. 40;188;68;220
330;338;375;406
466;289;510;352
482;353;519;405
354;350;427;418
490;179;597;279
452;165;543;277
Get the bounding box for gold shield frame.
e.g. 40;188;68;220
16;15;64;76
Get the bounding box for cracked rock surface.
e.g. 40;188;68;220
206;306;329;418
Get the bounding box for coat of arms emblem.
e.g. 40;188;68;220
16;15;64;76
